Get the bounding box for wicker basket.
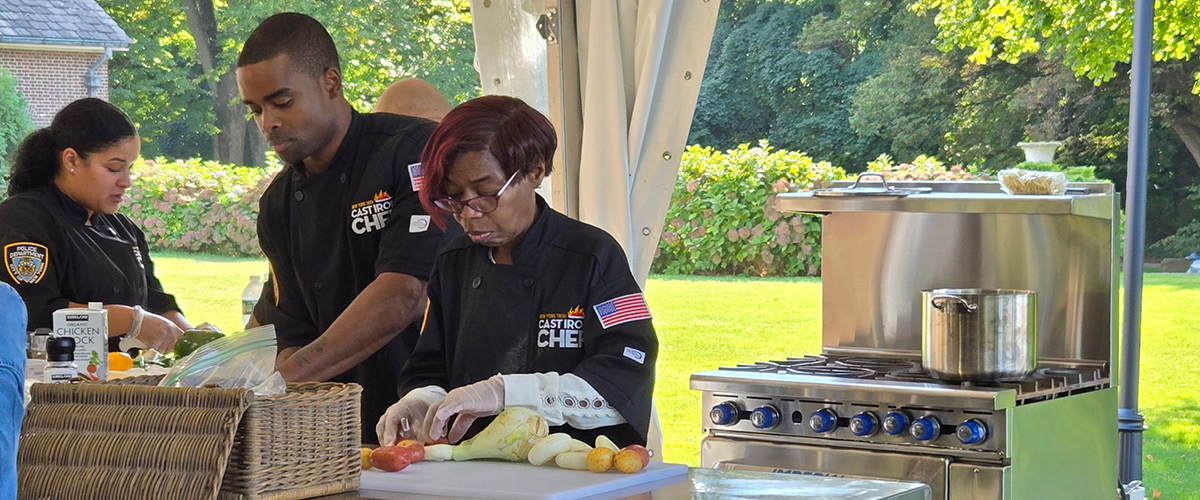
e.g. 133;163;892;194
18;375;362;500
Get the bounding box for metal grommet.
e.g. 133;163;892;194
523;277;535;288
493;77;502;86
483;0;491;6
472;277;482;289
294;191;305;202
642;227;651;236
662;151;672;160
684;71;692;80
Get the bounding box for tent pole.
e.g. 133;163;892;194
1119;0;1153;490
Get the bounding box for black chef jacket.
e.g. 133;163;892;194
253;110;458;443
399;196;658;447
0;184;182;351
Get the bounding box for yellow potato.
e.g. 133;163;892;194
586;447;615;473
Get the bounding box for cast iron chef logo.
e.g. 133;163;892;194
350;190;392;234
5;242;48;284
132;245;143;267
537;306;585;349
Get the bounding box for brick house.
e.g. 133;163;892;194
0;0;131;127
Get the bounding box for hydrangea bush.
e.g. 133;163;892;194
652;143;846;277
125;158;279;256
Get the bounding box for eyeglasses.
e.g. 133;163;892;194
432;170;521;215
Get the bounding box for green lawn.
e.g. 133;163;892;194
152;252;1199;498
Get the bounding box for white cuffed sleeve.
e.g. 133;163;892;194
501;372;627;429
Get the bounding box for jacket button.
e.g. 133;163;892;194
339;173;347;183
471;277;481;288
112;285;120;293
522;278;534;288
294;191;305;202
314;280;324;290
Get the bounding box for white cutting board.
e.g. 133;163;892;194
360;460;689;500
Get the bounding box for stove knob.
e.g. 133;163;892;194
750;405;780;429
849;412;879;437
808;408;839;433
882;411;911;436
910;416;942;441
956;419;989;445
710;402;740;426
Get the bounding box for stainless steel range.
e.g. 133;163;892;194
691;180;1120;499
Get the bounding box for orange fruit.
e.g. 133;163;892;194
360;447;373;470
108;352;134;372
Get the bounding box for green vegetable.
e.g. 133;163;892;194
450;407;549;462
173;329;225;358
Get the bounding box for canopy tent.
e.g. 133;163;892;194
469;0;719;286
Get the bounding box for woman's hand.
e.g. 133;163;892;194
377;385;448;445
138;312;184;352
424;375;506;443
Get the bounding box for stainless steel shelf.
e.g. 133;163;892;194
776;182;1116;220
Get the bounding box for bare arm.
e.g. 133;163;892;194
275;272;428;382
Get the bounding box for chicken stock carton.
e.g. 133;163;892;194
52;302;108;379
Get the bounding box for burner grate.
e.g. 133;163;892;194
721;354;1107;402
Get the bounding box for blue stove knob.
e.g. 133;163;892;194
750;405;780;429
849;412;879;436
910;416;942;441
956;419;989;445
808;408;839;433
710;402;740;426
883;411;911;436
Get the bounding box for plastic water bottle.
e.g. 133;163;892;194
243;275;264;327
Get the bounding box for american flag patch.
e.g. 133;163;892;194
593;293;651;329
408;162;424;191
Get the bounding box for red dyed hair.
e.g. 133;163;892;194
418;95;557;228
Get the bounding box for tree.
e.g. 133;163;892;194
689;0;890;170
911;0;1200;171
100;0;478;165
0;66;34;198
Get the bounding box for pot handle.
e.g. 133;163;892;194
930;295;978;313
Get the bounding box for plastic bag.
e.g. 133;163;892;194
158;324;286;396
998;168;1067;195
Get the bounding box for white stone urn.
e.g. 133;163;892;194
1016;141;1063;163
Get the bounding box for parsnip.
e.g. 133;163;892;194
554;451;591;470
424;444;454;462
527;433;574;466
595;435;619;452
568;439;591;452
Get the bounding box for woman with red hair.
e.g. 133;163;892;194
377;95;658;448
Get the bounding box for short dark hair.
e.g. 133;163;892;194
237;12;340;78
418;95;557;227
7;98;136;196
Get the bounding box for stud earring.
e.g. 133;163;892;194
70;168;75;173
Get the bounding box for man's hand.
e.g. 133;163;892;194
275;346;300;369
275;272;427;382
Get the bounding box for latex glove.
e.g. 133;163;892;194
424;375;506;443
377;385;447;446
135;312;184;353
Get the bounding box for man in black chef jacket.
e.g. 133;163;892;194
236;12;458;443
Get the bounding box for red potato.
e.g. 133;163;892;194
620;445;650;467
370;446;412;472
396;439;425;463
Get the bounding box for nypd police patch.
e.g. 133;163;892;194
5;242;49;284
